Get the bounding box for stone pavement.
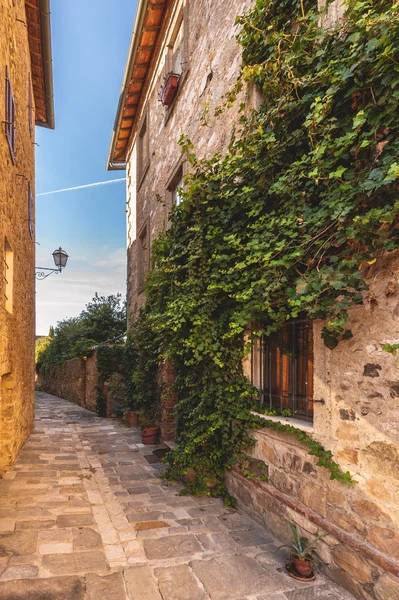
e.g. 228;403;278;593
0;392;356;600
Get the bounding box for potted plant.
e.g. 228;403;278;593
277;525;325;578
138;407;161;444
125;409;139;426
160;72;180;106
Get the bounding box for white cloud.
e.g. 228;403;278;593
36;246;127;335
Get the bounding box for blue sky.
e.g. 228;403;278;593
35;0;137;334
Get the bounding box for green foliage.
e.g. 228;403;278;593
35;336;52;368
96;343;127;417
382;343;399;357
127;0;398;494
37;294;126;370
125;312;161;418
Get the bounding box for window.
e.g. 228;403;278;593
28;184;33;238
28;73;33;136
3;238;13;313
137;222;149;292
249;320;314;421
5;67;16;162
137;113;149;185
169;166;184;207
171;19;184;76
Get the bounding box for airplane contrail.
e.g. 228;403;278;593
37;178;126;197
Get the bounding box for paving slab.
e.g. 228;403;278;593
0;575;85;600
86;572;127;600
155;564;208;600
0;393;356;600
191;554;282;600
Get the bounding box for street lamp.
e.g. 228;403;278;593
35;247;69;280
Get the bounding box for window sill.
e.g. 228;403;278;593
250;410;314;434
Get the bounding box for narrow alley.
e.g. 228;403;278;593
0;393;355;600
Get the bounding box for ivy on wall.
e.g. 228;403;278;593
127;0;399;496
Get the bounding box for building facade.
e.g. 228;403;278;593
109;1;399;598
0;0;54;473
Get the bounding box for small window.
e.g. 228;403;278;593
137;113;149;186
137;222;150;293
5;68;16;162
28;73;33;136
28;184;33;238
249;320;314;421
171;167;184;207
171;19;184;76
3;238;13;313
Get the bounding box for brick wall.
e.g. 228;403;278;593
0;0;37;474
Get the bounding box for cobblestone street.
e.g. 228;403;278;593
0;393;355;599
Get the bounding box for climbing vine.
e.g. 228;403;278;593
127;0;399;496
96;344;126;417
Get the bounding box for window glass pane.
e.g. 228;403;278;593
173;177;184;206
172;21;184;75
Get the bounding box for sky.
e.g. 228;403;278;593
35;0;137;335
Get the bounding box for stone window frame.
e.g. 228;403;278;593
137;109;150;190
166;158;187;213
3;238;14;314
246;319;316;428
5;67;16;164
164;3;190;125
137;218;150;295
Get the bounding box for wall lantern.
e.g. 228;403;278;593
35;247;69;280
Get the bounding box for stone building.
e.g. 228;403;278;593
0;0;54;473
108;1;399;597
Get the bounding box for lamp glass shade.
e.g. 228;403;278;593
52;247;69;269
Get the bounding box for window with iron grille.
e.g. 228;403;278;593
5;67;16;162
3;238;13;313
28;183;33;238
250;320;314;422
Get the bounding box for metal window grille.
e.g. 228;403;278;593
5;67;16;162
251;320;316;422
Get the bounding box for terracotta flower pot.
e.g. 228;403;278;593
126;411;139;426
141;426;159;444
292;556;313;577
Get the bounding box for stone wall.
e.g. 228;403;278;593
38;359;86;408
38;355;98;413
37;353;125;418
0;0;37;473
126;0;253;318
227;252;399;600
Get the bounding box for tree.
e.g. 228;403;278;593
37;294;127;369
